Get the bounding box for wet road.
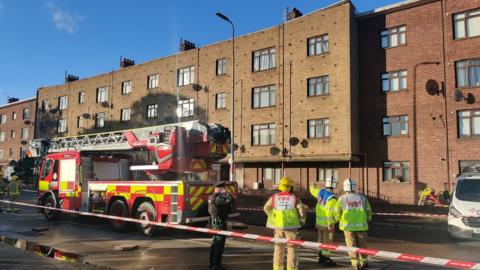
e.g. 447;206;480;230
0;191;479;270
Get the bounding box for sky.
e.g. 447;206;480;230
0;0;400;103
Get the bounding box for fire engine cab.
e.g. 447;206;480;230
30;121;237;236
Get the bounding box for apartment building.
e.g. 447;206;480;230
36;0;359;194
358;0;480;204
0;97;36;167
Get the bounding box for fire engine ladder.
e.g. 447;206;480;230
169;185;180;223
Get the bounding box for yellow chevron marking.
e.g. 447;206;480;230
191;198;204;211
194;186;205;197
206;186;214;194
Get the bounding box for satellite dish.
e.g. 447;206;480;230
192;84;202;92
233;143;239;151
270;147;280;156
466;93;476;104
82;113;91;119
425;79;440;96
454;90;464;102
101;101;109;108
23;120;31;125
20;140;28;145
204;85;209;93
300;139;308;148
289;137;299;146
240;145;246;153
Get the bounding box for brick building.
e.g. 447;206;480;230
0;97;36;167
358;0;480;203
34;0;480;204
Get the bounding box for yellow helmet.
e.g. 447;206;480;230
278;177;294;192
11;175;18;181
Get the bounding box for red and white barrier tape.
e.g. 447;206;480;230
237;207;448;219
1;200;476;269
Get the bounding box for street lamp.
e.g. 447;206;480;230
216;12;235;182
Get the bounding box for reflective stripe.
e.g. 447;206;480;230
267;193;302;230
273;265;285;270
39;181;49;191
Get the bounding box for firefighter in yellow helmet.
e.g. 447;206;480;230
263;177;306;270
6;174;21;213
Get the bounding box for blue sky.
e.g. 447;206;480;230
0;0;399;103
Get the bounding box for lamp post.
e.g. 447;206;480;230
216;12;235;182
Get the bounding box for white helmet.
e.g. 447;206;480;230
325;177;337;189
343;178;357;192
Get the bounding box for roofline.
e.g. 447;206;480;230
356;0;439;20
39;0;352;91
0;97;36;109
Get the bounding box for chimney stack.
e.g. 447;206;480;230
180;39;196;52
287;8;303;21
65;74;79;83
7;97;19;104
120;57;135;68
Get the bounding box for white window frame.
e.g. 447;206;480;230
458;110;480;138
252;123;276;146
22;108;29;120
59;96;68;110
122;80;132;95
10;129;15;139
383;115;409;136
12;112;16;120
0;132;5;142
263;166;282;185
308;76;329;96
95;112;106;128
178;98;195;117
252;85;276;108
21;127;29;140
381;25;406;48
0;149;3;160
317;166;338;182
58;119;67;133
42;100;50;112
216;58;227;75
147;104;158;119
382;70;408;92
96;87;108;103
454;9;480;39
456;59;480;88
147;74;159;89
77;116;84;128
216;92;226;109
308;34;329;56
177;66;195;86
383;161;410;182
308;118;330;138
121;108;131;122
253;47;276;72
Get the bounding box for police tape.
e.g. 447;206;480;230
237;207;449;219
0;199;477;270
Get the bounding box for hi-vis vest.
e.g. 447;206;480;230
309;185;337;227
8;180;20;196
333;193;372;232
266;192;302;230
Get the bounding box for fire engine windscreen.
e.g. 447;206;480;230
207;124;231;145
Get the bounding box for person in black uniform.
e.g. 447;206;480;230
208;182;234;270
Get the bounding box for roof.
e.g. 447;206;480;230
356;0;438;19
0;97;36;110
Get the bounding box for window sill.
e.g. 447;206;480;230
307;137;330;141
457;136;480;141
455;86;480;91
216;73;228;77
216;108;227;111
307;51;330;58
250;144;276;148
121;93;132;96
252;67;276;74
382;180;410;184
384;135;409;138
252;106;277;110
382;43;407;50
307;93;330;98
454;35;480;42
147;87;159;90
383;89;409;94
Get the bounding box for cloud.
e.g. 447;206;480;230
46;2;84;34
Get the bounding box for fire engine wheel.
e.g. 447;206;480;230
43;195;58;221
136;202;159;237
109;200;130;232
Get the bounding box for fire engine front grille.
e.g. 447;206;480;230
462;217;480;228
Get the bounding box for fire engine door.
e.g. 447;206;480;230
59;159;77;194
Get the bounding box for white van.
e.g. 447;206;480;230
448;169;480;240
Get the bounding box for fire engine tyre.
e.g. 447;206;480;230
109;200;131;232
136;202;159;237
43;195;59;221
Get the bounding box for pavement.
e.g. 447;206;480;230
0;191;478;270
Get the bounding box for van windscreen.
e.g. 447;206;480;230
456;179;480;202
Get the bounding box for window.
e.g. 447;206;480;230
178;98;194;117
122;81;132;95
78;92;85;104
459;160;480;173
147;104;158;119
95;112;106;128
57;119;67;133
383;115;408;136
40;159;53;179
42;100;50;112
10;129;15;139
308;118;330;138
20;147;27;158
458;110;480;138
456;59;480;88
252;123;276;146
22;108;30;120
317;166;338;182
177;66;195;86
216;58;227;75
147;74;159;89
0;149;3;160
0;114;5;124
96;87;108;103
0;132;5;142
383;162;409;182
308;34;329;56
12;112;16;120
216;92;226;109
308;76;329;96
252;85;276;108
121;108;131;122
77;116;84;128
253;47;276;72
263;166;282;185
454;9;480;39
382;70;408;92
21;127;29;140
9;148;12;157
58;96;68;110
381;25;406;48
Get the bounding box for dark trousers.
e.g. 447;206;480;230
209;216;227;269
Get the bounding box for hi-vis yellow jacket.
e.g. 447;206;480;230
333;193;372;232
309;185;337;227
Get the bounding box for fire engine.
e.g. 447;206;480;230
29;121;237;236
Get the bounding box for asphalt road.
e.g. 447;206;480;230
0;191;478;270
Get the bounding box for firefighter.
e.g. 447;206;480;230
309;177;338;266
264;177;305;270
333;178;372;270
6;174;21;213
208;182;234;270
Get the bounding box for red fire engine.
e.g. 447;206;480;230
29;121;237;236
